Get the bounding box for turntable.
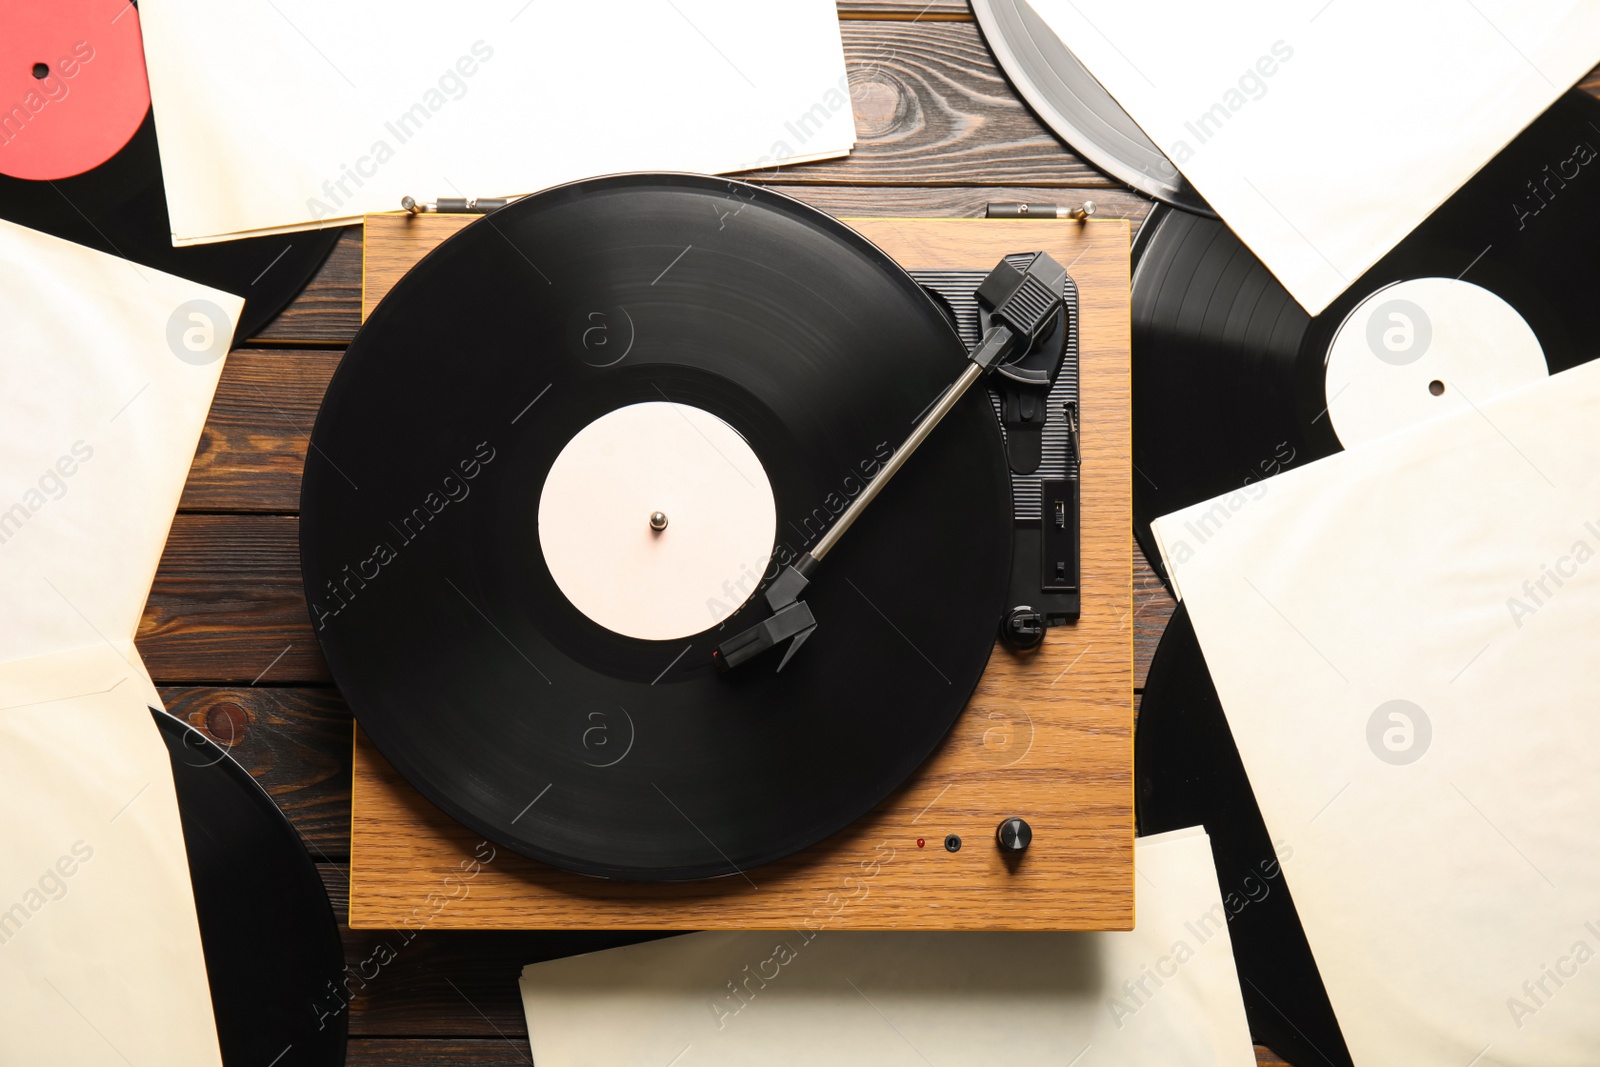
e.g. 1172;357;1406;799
299;176;1136;930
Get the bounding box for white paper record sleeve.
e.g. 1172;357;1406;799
135;0;858;243
0;218;242;661
0;647;223;1067
518;830;1255;1067
1152;359;1600;1064
0;217;242;1067
1028;0;1600;315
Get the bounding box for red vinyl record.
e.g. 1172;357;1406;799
0;0;151;180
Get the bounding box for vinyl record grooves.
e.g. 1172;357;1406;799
0;0;340;343
301;174;1012;881
972;0;1211;213
1132;89;1600;581
153;709;347;1067
1135;605;1352;1067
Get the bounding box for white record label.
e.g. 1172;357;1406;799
538;402;776;642
1324;277;1546;448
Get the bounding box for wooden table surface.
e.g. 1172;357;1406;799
133;3;1600;1063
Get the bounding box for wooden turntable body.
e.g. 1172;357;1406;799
347;212;1134;931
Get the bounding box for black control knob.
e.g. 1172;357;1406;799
996;817;1032;852
1000;607;1045;651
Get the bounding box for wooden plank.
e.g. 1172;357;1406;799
139;515;331;685
251;227;363;346
360;215;474;320
1134;551;1174;691
160;685;352;858
351;214;1133;932
837;0;971;18
182;348;341;512
749;21;1106;188
320;865;668;1039
347;1041;534;1067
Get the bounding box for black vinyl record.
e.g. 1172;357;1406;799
1135;605;1351;1067
1131;89;1600;582
153;708;347;1067
300;173;1012;881
972;0;1211;214
0;113;341;345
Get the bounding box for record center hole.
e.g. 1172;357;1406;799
1429;380;1445;396
31;63;49;80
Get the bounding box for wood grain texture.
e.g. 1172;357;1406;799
1134;551;1173;690
346;1042;534;1066
327;868;1296;1060
360;215;474;320
139;515;331;685
161;686;352;857
837;0;971;18
181;349;341;512
750;21;1109;188
348;214;1133;932
251;227;363;346
321;865;666;1039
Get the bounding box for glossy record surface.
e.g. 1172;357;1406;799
1131;90;1600;583
154;709;347;1067
300;174;1012;880
972;0;1211;213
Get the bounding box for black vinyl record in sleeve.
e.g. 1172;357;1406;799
1132;90;1600;583
154;709;347;1067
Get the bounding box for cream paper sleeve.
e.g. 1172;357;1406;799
0;216;241;1066
1028;0;1600;315
136;0;856;243
1152;358;1600;1064
0;217;240;661
0;644;222;1066
518;829;1255;1066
